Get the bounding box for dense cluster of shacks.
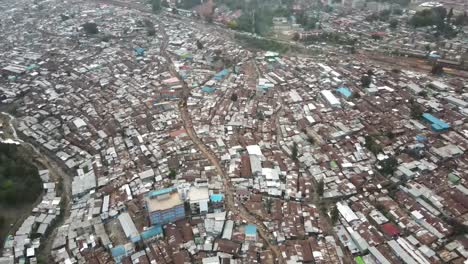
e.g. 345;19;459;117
1;0;468;263
215;0;468;65
313;4;468;65
1;170;61;264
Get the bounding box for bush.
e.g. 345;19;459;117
82;22;99;34
235;34;289;53
389;19;398;29
364;135;382;155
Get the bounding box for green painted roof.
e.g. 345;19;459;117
355;256;365;264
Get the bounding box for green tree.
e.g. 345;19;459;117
447;8;454;22
0;216;4;230
378;156;398;176
0;144;42;206
379;9;391;21
196;40;204;49
410;101;424;119
365;135;382;155
151;0;161;12
446;217;468;236
60;14;70;21
410;7;447;28
292;143;299;161
82;22;99;34
292;32;300;41
317;179;324;197
230;93;238;102
178;0;201;9
227;20;238;29
393;8;403;15
265;197;273;214
431;64;444;75
453;12;468;26
361;75;371;87
147;27;156;36
389;19;398;29
330;205;339;224
168;169;177;179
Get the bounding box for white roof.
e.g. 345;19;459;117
262;168;280;181
188;186;209;202
202;256;220;264
26;247;35;257
139;169;155;180
321;90;340;106
336;202;359;223
73;117;86;128
118;212;139;239
246;145;263;156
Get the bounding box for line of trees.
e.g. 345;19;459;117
410;7;467;38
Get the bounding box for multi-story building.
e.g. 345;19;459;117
146;187;185;226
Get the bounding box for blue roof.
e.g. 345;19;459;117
214;69;229;80
202;86;215;93
111;245;126;257
135;47;145;56
147;187;176;198
245;224;257;235
210;194;224;202
336;87;352;97
422;113;450;131
130;235;141;243
141;225;163;240
416;135;427;142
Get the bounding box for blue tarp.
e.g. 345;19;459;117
210;194;224;202
422;113;450;131
214;69;229;80
416;135;427;142
111;245;126;257
135;47;145;56
336;87;352;97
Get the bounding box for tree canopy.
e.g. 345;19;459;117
361;75;372;87
82;22;99;34
0;143;42;206
151;0;162;12
410;7;446;28
378;156;398;176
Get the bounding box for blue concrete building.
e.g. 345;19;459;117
146;187;185;226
